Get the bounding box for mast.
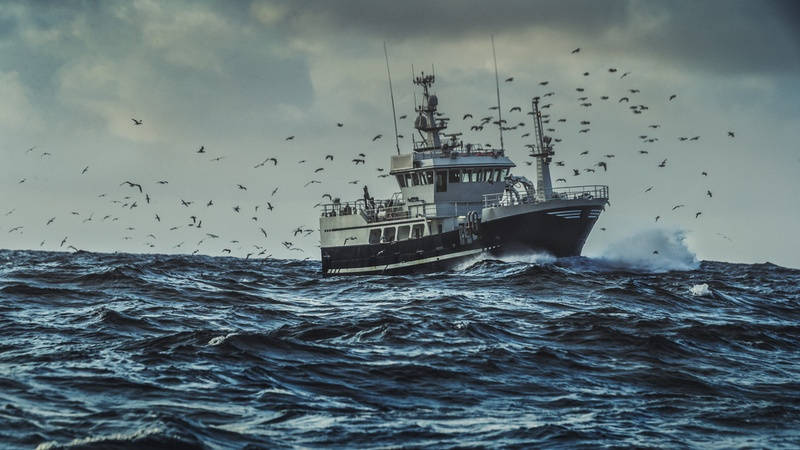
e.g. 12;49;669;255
384;42;401;155
412;72;443;150
530;97;554;200
491;35;504;150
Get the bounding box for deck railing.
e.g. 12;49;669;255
483;185;609;208
320;197;439;223
320;197;487;224
411;144;505;160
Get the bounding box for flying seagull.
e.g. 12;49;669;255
120;181;143;192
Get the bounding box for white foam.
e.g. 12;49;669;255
596;228;699;272
208;333;236;346
690;283;711;296
36;427;164;450
454;250;555;271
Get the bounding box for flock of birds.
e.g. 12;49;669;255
4;45;737;259
453;46;736;252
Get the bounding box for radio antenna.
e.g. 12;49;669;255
384;42;401;155
491;35;504;151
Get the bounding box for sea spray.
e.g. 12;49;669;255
598;228;699;272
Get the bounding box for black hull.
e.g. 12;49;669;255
481;206;601;257
321;229;487;276
321;205;603;276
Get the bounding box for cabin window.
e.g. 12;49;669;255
397;225;410;241
424;171;434;185
470;170;478;183
437;223;443;234
412;172;420;186
449;169;461;183
412;224;425;239
369;229;381;244
436;171;447;192
396;175;406;188
461;169;470;183
383;227;396;243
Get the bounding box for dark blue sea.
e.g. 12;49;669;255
1;247;799;449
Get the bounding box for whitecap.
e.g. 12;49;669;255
690;283;711;297
36;427;164;450
208;333;236;346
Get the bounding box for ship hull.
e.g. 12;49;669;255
321;230;488;276
481;202;605;257
320;201;605;276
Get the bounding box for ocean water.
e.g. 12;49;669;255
1;243;799;448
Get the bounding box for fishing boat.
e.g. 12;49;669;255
319;52;608;276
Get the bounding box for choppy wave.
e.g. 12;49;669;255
1;249;799;448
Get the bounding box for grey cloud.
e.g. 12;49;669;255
269;0;799;74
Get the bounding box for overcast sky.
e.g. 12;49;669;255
1;0;799;267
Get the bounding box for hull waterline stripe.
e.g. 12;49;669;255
327;247;486;274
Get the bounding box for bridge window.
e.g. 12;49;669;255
412;172;420;186
397;225;410;241
461;169;470;183
383;227;396;243
396;175;406;188
449;169;461;183
412;224;425;239
416;171;432;186
369;229;381;244
470;170;478;183
436;171;447;192
404;173;412;187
